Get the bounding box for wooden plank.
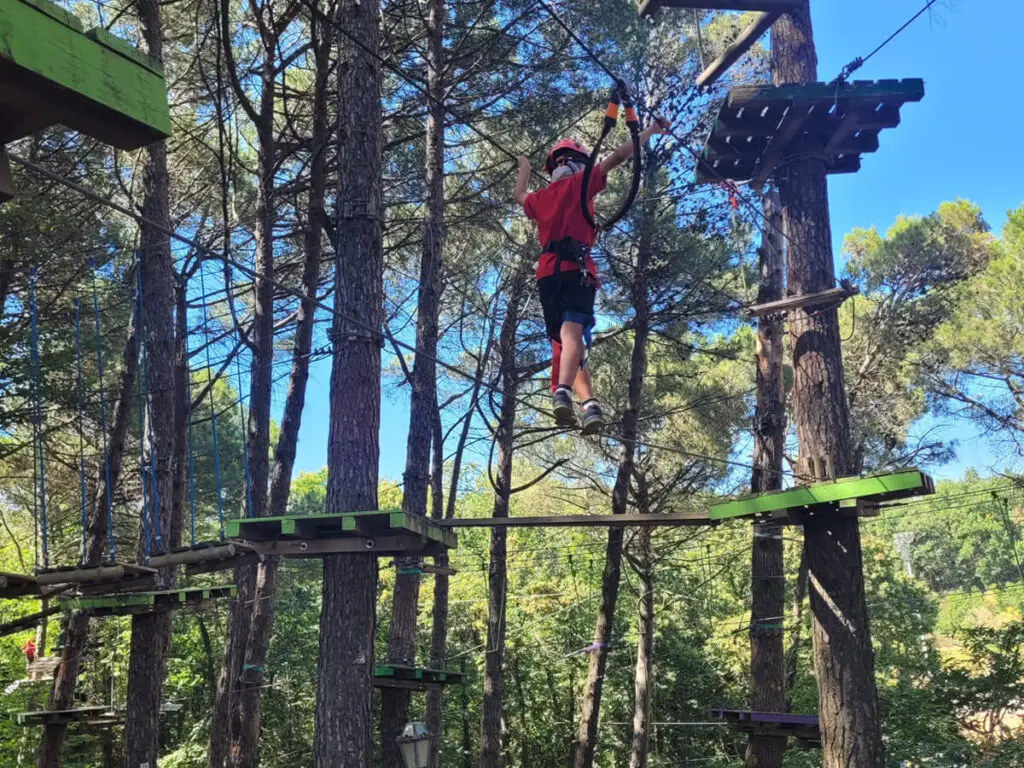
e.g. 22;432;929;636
16;706;109;726
421;563;457;577
248;533;448;558
708;468;933;521
752;103;813;184
436;512;711;528
640;0;797;13
696;11;781;88
726;79;925;110
187;552;261;576
229;510;456;549
35;563;156;586
61;585;235;615
0;605;61;638
746;285;858;318
0;0;170;147
148;543;239;568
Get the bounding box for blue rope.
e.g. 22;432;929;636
197;259;225;538
89;259;115;562
235;357;253;518
183;301;197;547
28;267;48;569
135;263;163;552
73;299;88;565
133;272;151;562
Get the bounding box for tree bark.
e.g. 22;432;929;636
37;303;138;768
480;267;530;768
211;0;280;758
426;397;448;768
124;2;177;764
573;151;654;768
772;5;883;766
746;191;787;768
381;0;447;760
628;527;653;768
314;0;383;764
228;8;331;765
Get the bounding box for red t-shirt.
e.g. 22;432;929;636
523;168;606;281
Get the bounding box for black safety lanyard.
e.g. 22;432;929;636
579;81;643;233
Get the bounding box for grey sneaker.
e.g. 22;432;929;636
553;387;576;426
580;401;606;435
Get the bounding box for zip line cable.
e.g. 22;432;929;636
833;0;941;84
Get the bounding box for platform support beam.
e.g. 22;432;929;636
696;11;783;88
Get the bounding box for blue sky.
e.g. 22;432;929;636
281;0;1024;485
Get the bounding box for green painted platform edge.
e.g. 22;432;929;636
708;469;931;520
60;585;235;611
18;0;82;31
374;664;466;681
726;79;925;108
85;27;164;77
228;510;457;549
0;0;171;141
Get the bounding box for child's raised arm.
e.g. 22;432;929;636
599;117;670;176
514;156;531;206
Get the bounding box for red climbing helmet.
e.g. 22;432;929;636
545;138;590;175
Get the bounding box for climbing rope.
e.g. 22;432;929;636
28;267;48;571
73;299;89;565
183;320;198;548
135;261;163;553
235;353;254;517
833;0;940;85
89;258;116;562
196;257;226;539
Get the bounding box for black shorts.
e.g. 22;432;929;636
537;270;596;343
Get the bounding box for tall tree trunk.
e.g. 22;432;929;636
37;306;138;768
381;0;447;760
573;156;654;768
229;9;331;765
772;6;883;766
746;191;787;768
426;397;448;768
314;0;383;764
124;2;177;763
480;267;529;768
212;0;279;759
628;526;653;768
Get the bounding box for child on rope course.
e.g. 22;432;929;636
514;121;667;433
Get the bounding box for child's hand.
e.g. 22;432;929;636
516;155;531;171
645;116;670;138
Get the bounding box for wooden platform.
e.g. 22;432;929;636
228;510;457;558
0;0;170;150
16;707;115;727
708;708;821;747
34;562;156;586
696;79;925;184
16;701;180;727
436;512;711;528
60;585;236;617
373;664;466;691
26;656;61;681
709;468;933;522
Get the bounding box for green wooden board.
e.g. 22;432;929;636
61;585;236;615
373;664;466;685
708;469;933;521
0;0;170;148
227;509;457;550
